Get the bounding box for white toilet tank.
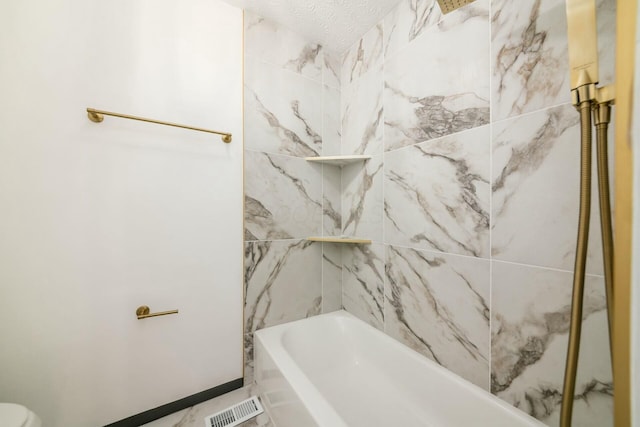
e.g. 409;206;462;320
0;403;42;427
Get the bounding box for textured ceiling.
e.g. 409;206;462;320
222;0;402;54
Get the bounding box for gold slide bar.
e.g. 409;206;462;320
87;108;232;143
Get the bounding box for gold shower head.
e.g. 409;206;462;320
436;0;477;14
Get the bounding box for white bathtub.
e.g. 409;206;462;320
254;310;545;427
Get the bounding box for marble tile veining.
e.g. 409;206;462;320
322;84;341;156
341;65;384;156
238;6;617;427
491;261;612;426
385;245;491;389
491;0;616;122
491;0;570;121
244;240;322;334
322;242;343;313
342;154;384;241
322;164;343;236
435;0;490;29
244;150;322;241
491;104;604;274
241;14;333;422
245;11;323;82
384;2;490;151
383;0;442;61
244;333;255;384
341;23;383;85
322;50;342;89
342;243;385;328
384;125;490;258
245;58;323;157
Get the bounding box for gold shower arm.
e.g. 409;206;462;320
87;108;232;143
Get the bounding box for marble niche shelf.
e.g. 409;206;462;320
307;236;372;244
304;155;371;167
306;155;372;244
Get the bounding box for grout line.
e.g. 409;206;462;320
380;241;605;278
339;88;345;310
381;241;490;261
320;74;326;314
491;101;574;126
321;241;325;313
244;148;320;161
381;39;387;332
491;258;606;279
488;0;493;392
383;123;492;155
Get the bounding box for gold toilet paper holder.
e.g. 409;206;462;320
136;305;179;320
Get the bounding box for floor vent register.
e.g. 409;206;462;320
204;396;264;427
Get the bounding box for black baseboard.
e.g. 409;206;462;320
104;378;244;427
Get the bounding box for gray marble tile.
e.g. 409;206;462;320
341;65;383;155
385;245;490;389
491;261;612;427
384;2;490;151
245;11;323;82
244;150;322;241
383;0;442;61
384;125;490;258
244;240;322;334
322;243;343;313
141;385;273;427
322;84;341;156
322;50;342;89
244;333;254;385
490;0;569;122
342;154;384;242
341;22;383;85
245;58;323;157
491;104;605;275
342;243;384;329
322;165;342;237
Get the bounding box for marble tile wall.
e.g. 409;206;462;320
385;246;491;390
243;12;343;383
342;243;385;329
337;0;616;425
491;262;612;426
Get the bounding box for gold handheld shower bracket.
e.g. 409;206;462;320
566;0;600;90
571;83;596;106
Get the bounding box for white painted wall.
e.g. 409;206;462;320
0;1;243;426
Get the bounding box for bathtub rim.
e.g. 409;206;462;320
255;316;348;427
254;310;545;427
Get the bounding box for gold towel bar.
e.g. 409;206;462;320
136;305;179;320
87;108;232;143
